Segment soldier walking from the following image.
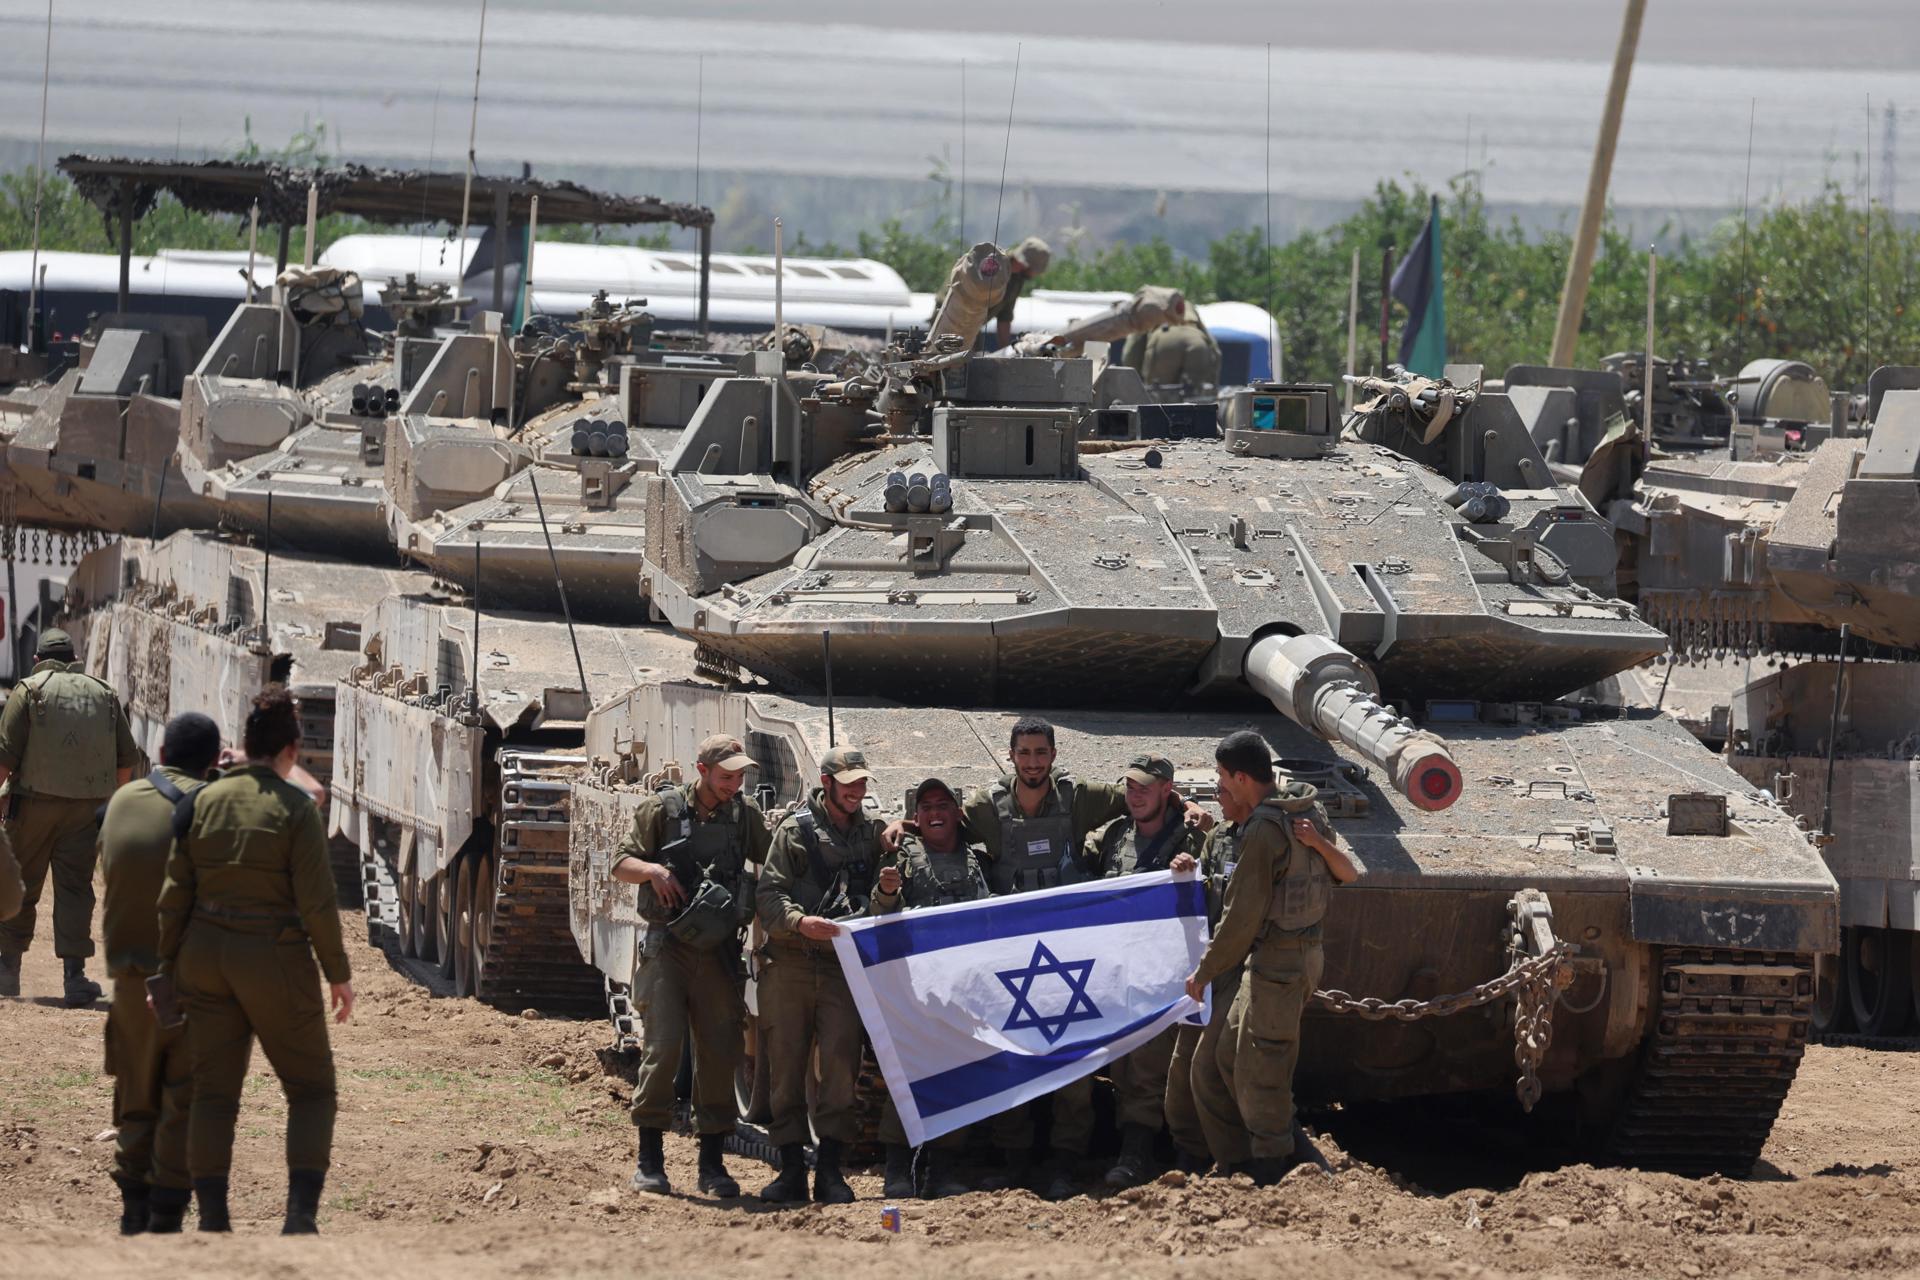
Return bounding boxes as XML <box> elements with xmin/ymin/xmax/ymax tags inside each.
<box><xmin>611</xmin><ymin>734</ymin><xmax>769</xmax><ymax>1199</ymax></box>
<box><xmin>1186</xmin><ymin>731</ymin><xmax>1355</xmax><ymax>1183</ymax></box>
<box><xmin>755</xmin><ymin>746</ymin><xmax>895</xmax><ymax>1205</ymax></box>
<box><xmin>1081</xmin><ymin>752</ymin><xmax>1206</xmax><ymax>1188</ymax></box>
<box><xmin>0</xmin><ymin>628</ymin><xmax>138</xmax><ymax>1004</ymax></box>
<box><xmin>156</xmin><ymin>688</ymin><xmax>355</xmax><ymax>1234</ymax></box>
<box><xmin>98</xmin><ymin>712</ymin><xmax>220</xmax><ymax>1233</ymax></box>
<box><xmin>875</xmin><ymin>777</ymin><xmax>989</xmax><ymax>1200</ymax></box>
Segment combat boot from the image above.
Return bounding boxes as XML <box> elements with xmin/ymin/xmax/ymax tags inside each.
<box><xmin>193</xmin><ymin>1175</ymin><xmax>231</xmax><ymax>1232</ymax></box>
<box><xmin>282</xmin><ymin>1168</ymin><xmax>325</xmax><ymax>1235</ymax></box>
<box><xmin>758</xmin><ymin>1143</ymin><xmax>810</xmax><ymax>1204</ymax></box>
<box><xmin>696</xmin><ymin>1133</ymin><xmax>739</xmax><ymax>1198</ymax></box>
<box><xmin>113</xmin><ymin>1175</ymin><xmax>150</xmax><ymax>1235</ymax></box>
<box><xmin>1173</xmin><ymin>1147</ymin><xmax>1211</xmax><ymax>1175</ymax></box>
<box><xmin>977</xmin><ymin>1148</ymin><xmax>1032</xmax><ymax>1192</ymax></box>
<box><xmin>811</xmin><ymin>1137</ymin><xmax>855</xmax><ymax>1205</ymax></box>
<box><xmin>0</xmin><ymin>951</ymin><xmax>21</xmax><ymax>998</ymax></box>
<box><xmin>882</xmin><ymin>1143</ymin><xmax>916</xmax><ymax>1199</ymax></box>
<box><xmin>145</xmin><ymin>1185</ymin><xmax>190</xmax><ymax>1234</ymax></box>
<box><xmin>628</xmin><ymin>1127</ymin><xmax>670</xmax><ymax>1195</ymax></box>
<box><xmin>62</xmin><ymin>957</ymin><xmax>102</xmax><ymax>1007</ymax></box>
<box><xmin>922</xmin><ymin>1149</ymin><xmax>969</xmax><ymax>1200</ymax></box>
<box><xmin>1038</xmin><ymin>1156</ymin><xmax>1080</xmax><ymax>1202</ymax></box>
<box><xmin>1103</xmin><ymin>1123</ymin><xmax>1157</xmax><ymax>1188</ymax></box>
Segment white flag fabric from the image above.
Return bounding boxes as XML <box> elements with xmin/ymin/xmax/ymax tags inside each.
<box><xmin>832</xmin><ymin>870</ymin><xmax>1210</xmax><ymax>1147</ymax></box>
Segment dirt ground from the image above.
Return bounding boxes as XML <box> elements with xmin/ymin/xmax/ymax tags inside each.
<box><xmin>5</xmin><ymin>912</ymin><xmax>1920</xmax><ymax>1280</ymax></box>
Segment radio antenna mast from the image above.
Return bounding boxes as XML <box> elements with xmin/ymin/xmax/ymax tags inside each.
<box><xmin>454</xmin><ymin>0</ymin><xmax>489</xmax><ymax>296</ymax></box>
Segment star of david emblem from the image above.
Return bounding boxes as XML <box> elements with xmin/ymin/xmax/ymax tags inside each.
<box><xmin>997</xmin><ymin>941</ymin><xmax>1101</xmax><ymax>1045</ymax></box>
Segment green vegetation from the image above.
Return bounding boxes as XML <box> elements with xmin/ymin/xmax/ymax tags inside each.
<box><xmin>5</xmin><ymin>125</ymin><xmax>1911</xmax><ymax>388</ymax></box>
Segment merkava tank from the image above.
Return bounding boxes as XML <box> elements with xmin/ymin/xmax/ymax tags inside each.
<box><xmin>562</xmin><ymin>284</ymin><xmax>1836</xmax><ymax>1176</ymax></box>
<box><xmin>328</xmin><ymin>588</ymin><xmax>696</xmax><ymax>1010</ymax></box>
<box><xmin>378</xmin><ymin>290</ymin><xmax>747</xmax><ymax>619</ymax></box>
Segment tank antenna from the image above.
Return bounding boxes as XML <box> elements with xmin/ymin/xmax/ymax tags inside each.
<box><xmin>245</xmin><ymin>200</ymin><xmax>259</xmax><ymax>304</ymax></box>
<box><xmin>1820</xmin><ymin>623</ymin><xmax>1852</xmax><ymax>840</ymax></box>
<box><xmin>454</xmin><ymin>0</ymin><xmax>489</xmax><ymax>305</ymax></box>
<box><xmin>773</xmin><ymin>216</ymin><xmax>789</xmax><ymax>481</ymax></box>
<box><xmin>693</xmin><ymin>53</ymin><xmax>704</xmax><ymax>218</ymax></box>
<box><xmin>257</xmin><ymin>483</ymin><xmax>273</xmax><ymax>657</ymax></box>
<box><xmin>822</xmin><ymin>630</ymin><xmax>835</xmax><ymax>748</ymax></box>
<box><xmin>990</xmin><ymin>43</ymin><xmax>1021</xmax><ymax>248</ymax></box>
<box><xmin>1863</xmin><ymin>92</ymin><xmax>1873</xmax><ymax>387</ymax></box>
<box><xmin>1263</xmin><ymin>43</ymin><xmax>1273</xmax><ymax>333</ymax></box>
<box><xmin>24</xmin><ymin>0</ymin><xmax>51</xmax><ymax>355</ymax></box>
<box><xmin>524</xmin><ymin>468</ymin><xmax>590</xmax><ymax>709</ymax></box>
<box><xmin>1344</xmin><ymin>247</ymin><xmax>1360</xmax><ymax>412</ymax></box>
<box><xmin>1734</xmin><ymin>98</ymin><xmax>1754</xmax><ymax>377</ymax></box>
<box><xmin>958</xmin><ymin>58</ymin><xmax>967</xmax><ymax>244</ymax></box>
<box><xmin>1642</xmin><ymin>244</ymin><xmax>1655</xmax><ymax>445</ymax></box>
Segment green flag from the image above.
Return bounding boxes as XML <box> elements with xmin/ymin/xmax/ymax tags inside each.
<box><xmin>1390</xmin><ymin>195</ymin><xmax>1447</xmax><ymax>377</ymax></box>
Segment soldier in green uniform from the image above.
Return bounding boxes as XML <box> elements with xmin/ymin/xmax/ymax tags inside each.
<box><xmin>156</xmin><ymin>687</ymin><xmax>355</xmax><ymax>1234</ymax></box>
<box><xmin>755</xmin><ymin>745</ymin><xmax>895</xmax><ymax>1205</ymax></box>
<box><xmin>1080</xmin><ymin>752</ymin><xmax>1207</xmax><ymax>1188</ymax></box>
<box><xmin>611</xmin><ymin>733</ymin><xmax>769</xmax><ymax>1199</ymax></box>
<box><xmin>0</xmin><ymin>628</ymin><xmax>138</xmax><ymax>1004</ymax></box>
<box><xmin>99</xmin><ymin>712</ymin><xmax>221</xmax><ymax>1234</ymax></box>
<box><xmin>0</xmin><ymin>827</ymin><xmax>21</xmax><ymax>923</ymax></box>
<box><xmin>1163</xmin><ymin>810</ymin><xmax>1239</xmax><ymax>1173</ymax></box>
<box><xmin>1186</xmin><ymin>731</ymin><xmax>1354</xmax><ymax>1183</ymax></box>
<box><xmin>1122</xmin><ymin>304</ymin><xmax>1222</xmax><ymax>396</ymax></box>
<box><xmin>876</xmin><ymin>777</ymin><xmax>989</xmax><ymax>1201</ymax></box>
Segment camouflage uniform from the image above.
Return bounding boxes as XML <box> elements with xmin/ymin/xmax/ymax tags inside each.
<box><xmin>0</xmin><ymin>654</ymin><xmax>138</xmax><ymax>963</ymax></box>
<box><xmin>874</xmin><ymin>831</ymin><xmax>991</xmax><ymax>1151</ymax></box>
<box><xmin>961</xmin><ymin>770</ymin><xmax>1124</xmax><ymax>1165</ymax></box>
<box><xmin>1189</xmin><ymin>781</ymin><xmax>1334</xmax><ymax>1170</ymax></box>
<box><xmin>157</xmin><ymin>765</ymin><xmax>350</xmax><ymax>1181</ymax></box>
<box><xmin>1164</xmin><ymin>819</ymin><xmax>1240</xmax><ymax>1166</ymax></box>
<box><xmin>1083</xmin><ymin>813</ymin><xmax>1208</xmax><ymax>1134</ymax></box>
<box><xmin>100</xmin><ymin>767</ymin><xmax>207</xmax><ymax>1200</ymax></box>
<box><xmin>755</xmin><ymin>786</ymin><xmax>887</xmax><ymax>1148</ymax></box>
<box><xmin>622</xmin><ymin>781</ymin><xmax>768</xmax><ymax>1136</ymax></box>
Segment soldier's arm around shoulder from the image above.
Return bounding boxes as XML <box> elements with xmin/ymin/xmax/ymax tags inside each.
<box><xmin>287</xmin><ymin>790</ymin><xmax>351</xmax><ymax>983</ymax></box>
<box><xmin>1074</xmin><ymin>778</ymin><xmax>1128</xmax><ymax>834</ymax></box>
<box><xmin>754</xmin><ymin>820</ymin><xmax>808</xmax><ymax>938</ymax></box>
<box><xmin>961</xmin><ymin>789</ymin><xmax>1000</xmax><ymax>862</ymax></box>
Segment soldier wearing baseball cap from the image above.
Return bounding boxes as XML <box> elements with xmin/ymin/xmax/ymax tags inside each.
<box><xmin>1082</xmin><ymin>750</ymin><xmax>1208</xmax><ymax>1188</ymax></box>
<box><xmin>755</xmin><ymin>742</ymin><xmax>894</xmax><ymax>1205</ymax></box>
<box><xmin>610</xmin><ymin>731</ymin><xmax>769</xmax><ymax>1198</ymax></box>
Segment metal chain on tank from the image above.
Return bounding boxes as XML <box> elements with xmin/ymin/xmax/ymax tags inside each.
<box><xmin>1309</xmin><ymin>890</ymin><xmax>1573</xmax><ymax>1111</ymax></box>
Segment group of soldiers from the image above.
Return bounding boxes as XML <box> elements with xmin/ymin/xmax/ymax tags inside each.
<box><xmin>612</xmin><ymin>716</ymin><xmax>1350</xmax><ymax>1203</ymax></box>
<box><xmin>0</xmin><ymin>631</ymin><xmax>351</xmax><ymax>1236</ymax></box>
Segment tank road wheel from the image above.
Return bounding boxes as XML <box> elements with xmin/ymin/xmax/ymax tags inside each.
<box><xmin>453</xmin><ymin>858</ymin><xmax>478</xmax><ymax>999</ymax></box>
<box><xmin>1813</xmin><ymin>946</ymin><xmax>1852</xmax><ymax>1038</ymax></box>
<box><xmin>435</xmin><ymin>871</ymin><xmax>458</xmax><ymax>981</ymax></box>
<box><xmin>1845</xmin><ymin>926</ymin><xmax>1912</xmax><ymax>1036</ymax></box>
<box><xmin>415</xmin><ymin>873</ymin><xmax>440</xmax><ymax>966</ymax></box>
<box><xmin>396</xmin><ymin>868</ymin><xmax>420</xmax><ymax>959</ymax></box>
<box><xmin>735</xmin><ymin>1014</ymin><xmax>772</xmax><ymax>1124</ymax></box>
<box><xmin>470</xmin><ymin>851</ymin><xmax>496</xmax><ymax>999</ymax></box>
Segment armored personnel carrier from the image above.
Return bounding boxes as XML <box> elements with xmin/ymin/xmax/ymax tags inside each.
<box><xmin>562</xmin><ymin>350</ymin><xmax>1835</xmax><ymax>1176</ymax></box>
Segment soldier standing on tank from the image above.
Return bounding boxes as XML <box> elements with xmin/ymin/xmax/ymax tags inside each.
<box><xmin>99</xmin><ymin>711</ymin><xmax>221</xmax><ymax>1234</ymax></box>
<box><xmin>1081</xmin><ymin>752</ymin><xmax>1206</xmax><ymax>1188</ymax></box>
<box><xmin>0</xmin><ymin>628</ymin><xmax>138</xmax><ymax>1005</ymax></box>
<box><xmin>933</xmin><ymin>236</ymin><xmax>1051</xmax><ymax>349</ymax></box>
<box><xmin>156</xmin><ymin>687</ymin><xmax>355</xmax><ymax>1235</ymax></box>
<box><xmin>755</xmin><ymin>746</ymin><xmax>896</xmax><ymax>1205</ymax></box>
<box><xmin>611</xmin><ymin>733</ymin><xmax>769</xmax><ymax>1200</ymax></box>
<box><xmin>875</xmin><ymin>776</ymin><xmax>990</xmax><ymax>1201</ymax></box>
<box><xmin>1186</xmin><ymin>730</ymin><xmax>1355</xmax><ymax>1184</ymax></box>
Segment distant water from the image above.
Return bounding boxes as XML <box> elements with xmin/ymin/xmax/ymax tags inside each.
<box><xmin>0</xmin><ymin>0</ymin><xmax>1912</xmax><ymax>215</ymax></box>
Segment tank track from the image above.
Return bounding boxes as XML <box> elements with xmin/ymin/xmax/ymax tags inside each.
<box><xmin>1604</xmin><ymin>947</ymin><xmax>1813</xmax><ymax>1177</ymax></box>
<box><xmin>1813</xmin><ymin>1031</ymin><xmax>1920</xmax><ymax>1052</ymax></box>
<box><xmin>474</xmin><ymin>751</ymin><xmax>605</xmax><ymax>1013</ymax></box>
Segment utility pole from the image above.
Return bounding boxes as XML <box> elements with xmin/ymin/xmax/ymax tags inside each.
<box><xmin>1549</xmin><ymin>0</ymin><xmax>1647</xmax><ymax>367</ymax></box>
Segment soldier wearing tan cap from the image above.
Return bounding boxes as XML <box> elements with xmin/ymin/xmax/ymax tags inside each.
<box><xmin>612</xmin><ymin>732</ymin><xmax>770</xmax><ymax>1199</ymax></box>
<box><xmin>755</xmin><ymin>745</ymin><xmax>896</xmax><ymax>1205</ymax></box>
<box><xmin>1081</xmin><ymin>751</ymin><xmax>1207</xmax><ymax>1188</ymax></box>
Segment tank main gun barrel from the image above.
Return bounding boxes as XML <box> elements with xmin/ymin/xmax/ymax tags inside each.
<box><xmin>1244</xmin><ymin>632</ymin><xmax>1463</xmax><ymax>812</ymax></box>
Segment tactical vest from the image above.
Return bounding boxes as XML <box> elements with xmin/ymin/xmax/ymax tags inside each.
<box><xmin>18</xmin><ymin>665</ymin><xmax>119</xmax><ymax>799</ymax></box>
<box><xmin>654</xmin><ymin>786</ymin><xmax>755</xmax><ymax>947</ymax></box>
<box><xmin>900</xmin><ymin>836</ymin><xmax>990</xmax><ymax>907</ymax></box>
<box><xmin>792</xmin><ymin>807</ymin><xmax>875</xmax><ymax>919</ymax></box>
<box><xmin>1247</xmin><ymin>788</ymin><xmax>1334</xmax><ymax>934</ymax></box>
<box><xmin>1097</xmin><ymin>815</ymin><xmax>1189</xmax><ymax>878</ymax></box>
<box><xmin>986</xmin><ymin>774</ymin><xmax>1077</xmax><ymax>894</ymax></box>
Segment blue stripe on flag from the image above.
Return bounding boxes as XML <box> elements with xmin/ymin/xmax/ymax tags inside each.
<box><xmin>852</xmin><ymin>878</ymin><xmax>1204</xmax><ymax>968</ymax></box>
<box><xmin>909</xmin><ymin>1002</ymin><xmax>1178</xmax><ymax>1119</ymax></box>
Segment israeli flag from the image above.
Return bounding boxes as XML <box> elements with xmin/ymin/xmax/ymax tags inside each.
<box><xmin>832</xmin><ymin>870</ymin><xmax>1209</xmax><ymax>1147</ymax></box>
